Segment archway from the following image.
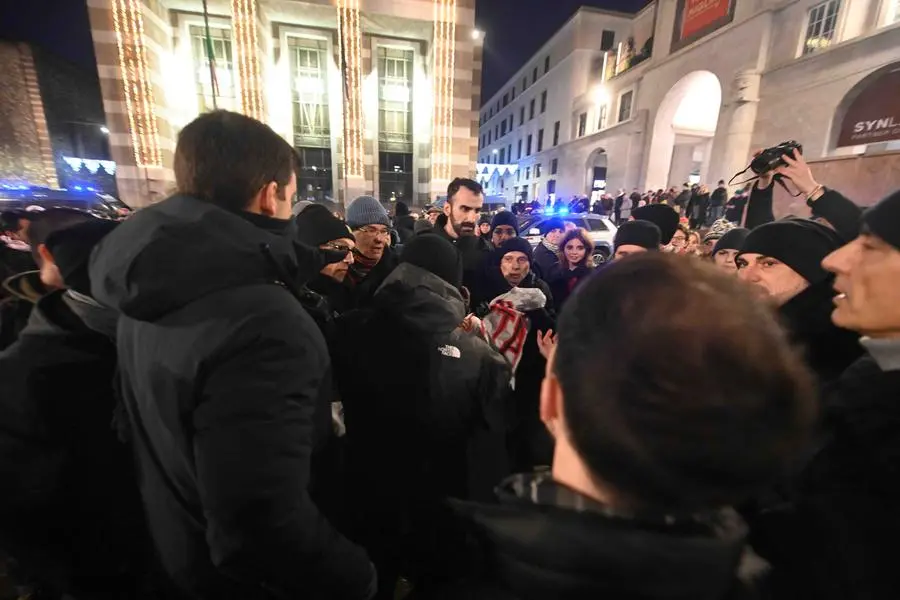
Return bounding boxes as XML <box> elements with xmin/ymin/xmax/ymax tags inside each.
<box><xmin>584</xmin><ymin>147</ymin><xmax>608</xmax><ymax>201</ymax></box>
<box><xmin>829</xmin><ymin>62</ymin><xmax>900</xmax><ymax>156</ymax></box>
<box><xmin>645</xmin><ymin>71</ymin><xmax>722</xmax><ymax>189</ymax></box>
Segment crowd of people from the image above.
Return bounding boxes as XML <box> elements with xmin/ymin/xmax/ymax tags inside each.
<box><xmin>0</xmin><ymin>109</ymin><xmax>898</xmax><ymax>600</ymax></box>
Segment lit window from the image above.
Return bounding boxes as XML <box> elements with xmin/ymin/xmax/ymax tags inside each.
<box><xmin>803</xmin><ymin>0</ymin><xmax>841</xmax><ymax>55</ymax></box>
<box><xmin>598</xmin><ymin>104</ymin><xmax>608</xmax><ymax>130</ymax></box>
<box><xmin>191</xmin><ymin>26</ymin><xmax>237</xmax><ymax>112</ymax></box>
<box><xmin>888</xmin><ymin>0</ymin><xmax>900</xmax><ymax>23</ymax></box>
<box><xmin>379</xmin><ymin>48</ymin><xmax>414</xmax><ymax>149</ymax></box>
<box><xmin>618</xmin><ymin>91</ymin><xmax>633</xmax><ymax>122</ymax></box>
<box><xmin>578</xmin><ymin>113</ymin><xmax>587</xmax><ymax>137</ymax></box>
<box><xmin>290</xmin><ymin>37</ymin><xmax>330</xmax><ymax>147</ymax></box>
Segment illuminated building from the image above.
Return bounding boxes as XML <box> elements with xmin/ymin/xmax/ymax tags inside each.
<box><xmin>87</xmin><ymin>0</ymin><xmax>483</xmax><ymax>208</ymax></box>
<box><xmin>478</xmin><ymin>2</ymin><xmax>900</xmax><ymax>211</ymax></box>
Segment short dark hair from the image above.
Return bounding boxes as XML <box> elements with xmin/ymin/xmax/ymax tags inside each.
<box><xmin>26</xmin><ymin>208</ymin><xmax>96</xmax><ymax>262</ymax></box>
<box><xmin>173</xmin><ymin>110</ymin><xmax>295</xmax><ymax>212</ymax></box>
<box><xmin>555</xmin><ymin>253</ymin><xmax>816</xmax><ymax>510</ymax></box>
<box><xmin>447</xmin><ymin>178</ymin><xmax>483</xmax><ymax>204</ymax></box>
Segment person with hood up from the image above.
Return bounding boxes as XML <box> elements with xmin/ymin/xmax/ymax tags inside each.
<box><xmin>0</xmin><ymin>212</ymin><xmax>154</xmax><ymax>599</ymax></box>
<box><xmin>345</xmin><ymin>195</ymin><xmax>399</xmax><ymax>309</ymax></box>
<box><xmin>488</xmin><ymin>211</ymin><xmax>518</xmax><ymax>248</ymax></box>
<box><xmin>88</xmin><ymin>110</ymin><xmax>375</xmax><ymax>600</ymax></box>
<box><xmin>472</xmin><ymin>237</ymin><xmax>555</xmax><ymax>472</ymax></box>
<box><xmin>736</xmin><ymin>219</ymin><xmax>862</xmax><ymax>387</ymax></box>
<box><xmin>532</xmin><ymin>217</ymin><xmax>565</xmax><ymax>279</ymax></box>
<box><xmin>710</xmin><ymin>227</ymin><xmax>750</xmax><ymax>274</ymax></box>
<box><xmin>613</xmin><ymin>220</ymin><xmax>661</xmax><ymax>260</ymax></box>
<box><xmin>548</xmin><ymin>227</ymin><xmax>593</xmax><ymax>308</ymax></box>
<box><xmin>631</xmin><ymin>203</ymin><xmax>680</xmax><ymax>248</ymax></box>
<box><xmin>393</xmin><ymin>201</ymin><xmax>415</xmax><ymax>244</ymax></box>
<box><xmin>436</xmin><ymin>253</ymin><xmax>817</xmax><ymax>600</ymax></box>
<box><xmin>333</xmin><ymin>234</ymin><xmax>511</xmax><ymax>599</ymax></box>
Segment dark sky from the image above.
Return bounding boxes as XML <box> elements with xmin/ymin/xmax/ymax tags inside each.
<box><xmin>476</xmin><ymin>0</ymin><xmax>647</xmax><ymax>100</ymax></box>
<box><xmin>0</xmin><ymin>0</ymin><xmax>95</xmax><ymax>69</ymax></box>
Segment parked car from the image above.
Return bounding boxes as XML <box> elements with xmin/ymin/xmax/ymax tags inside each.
<box><xmin>0</xmin><ymin>186</ymin><xmax>131</xmax><ymax>221</ymax></box>
<box><xmin>517</xmin><ymin>212</ymin><xmax>617</xmax><ymax>265</ymax></box>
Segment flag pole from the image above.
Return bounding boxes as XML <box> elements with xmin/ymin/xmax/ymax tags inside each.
<box><xmin>202</xmin><ymin>0</ymin><xmax>218</xmax><ymax>110</ymax></box>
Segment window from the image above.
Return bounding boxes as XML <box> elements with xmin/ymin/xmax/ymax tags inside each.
<box><xmin>480</xmin><ymin>134</ymin><xmax>485</xmax><ymax>148</ymax></box>
<box><xmin>526</xmin><ymin>135</ymin><xmax>533</xmax><ymax>155</ymax></box>
<box><xmin>488</xmin><ymin>130</ymin><xmax>492</xmax><ymax>144</ymax></box>
<box><xmin>578</xmin><ymin>112</ymin><xmax>587</xmax><ymax>137</ymax></box>
<box><xmin>537</xmin><ymin>129</ymin><xmax>544</xmax><ymax>152</ymax></box>
<box><xmin>540</xmin><ymin>90</ymin><xmax>547</xmax><ymax>113</ymax></box>
<box><xmin>379</xmin><ymin>151</ymin><xmax>413</xmax><ymax>203</ymax></box>
<box><xmin>507</xmin><ymin>144</ymin><xmax>512</xmax><ymax>161</ymax></box>
<box><xmin>529</xmin><ymin>99</ymin><xmax>535</xmax><ymax>119</ymax></box>
<box><xmin>497</xmin><ymin>100</ymin><xmax>501</xmax><ymax>112</ymax></box>
<box><xmin>547</xmin><ymin>180</ymin><xmax>556</xmax><ymax>194</ymax></box>
<box><xmin>511</xmin><ymin>88</ymin><xmax>516</xmax><ymax>100</ymax></box>
<box><xmin>532</xmin><ymin>67</ymin><xmax>538</xmax><ymax>84</ymax></box>
<box><xmin>601</xmin><ymin>30</ymin><xmax>616</xmax><ymax>51</ymax></box>
<box><xmin>509</xmin><ymin>115</ymin><xmax>514</xmax><ymax>131</ymax></box>
<box><xmin>517</xmin><ymin>139</ymin><xmax>523</xmax><ymax>159</ymax></box>
<box><xmin>618</xmin><ymin>91</ymin><xmax>633</xmax><ymax>122</ymax></box>
<box><xmin>191</xmin><ymin>26</ymin><xmax>237</xmax><ymax>112</ymax></box>
<box><xmin>503</xmin><ymin>92</ymin><xmax>509</xmax><ymax>107</ymax></box>
<box><xmin>519</xmin><ymin>106</ymin><xmax>525</xmax><ymax>125</ymax></box>
<box><xmin>489</xmin><ymin>107</ymin><xmax>493</xmax><ymax>118</ymax></box>
<box><xmin>289</xmin><ymin>37</ymin><xmax>330</xmax><ymax>148</ymax></box>
<box><xmin>378</xmin><ymin>48</ymin><xmax>413</xmax><ymax>150</ymax></box>
<box><xmin>544</xmin><ymin>55</ymin><xmax>550</xmax><ymax>73</ymax></box>
<box><xmin>535</xmin><ymin>163</ymin><xmax>542</xmax><ymax>178</ymax></box>
<box><xmin>553</xmin><ymin>121</ymin><xmax>560</xmax><ymax>146</ymax></box>
<box><xmin>295</xmin><ymin>147</ymin><xmax>333</xmax><ymax>203</ymax></box>
<box><xmin>525</xmin><ymin>167</ymin><xmax>531</xmax><ymax>180</ymax></box>
<box><xmin>598</xmin><ymin>104</ymin><xmax>608</xmax><ymax>130</ymax></box>
<box><xmin>495</xmin><ymin>124</ymin><xmax>499</xmax><ymax>139</ymax></box>
<box><xmin>501</xmin><ymin>120</ymin><xmax>507</xmax><ymax>136</ymax></box>
<box><xmin>517</xmin><ymin>169</ymin><xmax>521</xmax><ymax>182</ymax></box>
<box><xmin>499</xmin><ymin>148</ymin><xmax>506</xmax><ymax>163</ymax></box>
<box><xmin>803</xmin><ymin>0</ymin><xmax>841</xmax><ymax>55</ymax></box>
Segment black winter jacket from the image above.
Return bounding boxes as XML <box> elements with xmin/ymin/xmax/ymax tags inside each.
<box><xmin>548</xmin><ymin>264</ymin><xmax>592</xmax><ymax>309</ymax></box>
<box><xmin>532</xmin><ymin>243</ymin><xmax>558</xmax><ymax>281</ymax></box>
<box><xmin>333</xmin><ymin>263</ymin><xmax>512</xmax><ymax>590</ymax></box>
<box><xmin>808</xmin><ymin>189</ymin><xmax>862</xmax><ymax>242</ymax></box>
<box><xmin>88</xmin><ymin>196</ymin><xmax>373</xmax><ymax>600</ymax></box>
<box><xmin>432</xmin><ymin>215</ymin><xmax>493</xmax><ymax>293</ymax></box>
<box><xmin>744</xmin><ymin>182</ymin><xmax>775</xmax><ymax>229</ymax></box>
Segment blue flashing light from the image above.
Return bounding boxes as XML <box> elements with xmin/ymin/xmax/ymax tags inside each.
<box><xmin>87</xmin><ymin>187</ymin><xmax>97</xmax><ymax>192</ymax></box>
<box><xmin>559</xmin><ymin>206</ymin><xmax>570</xmax><ymax>216</ymax></box>
<box><xmin>73</xmin><ymin>185</ymin><xmax>83</xmax><ymax>191</ymax></box>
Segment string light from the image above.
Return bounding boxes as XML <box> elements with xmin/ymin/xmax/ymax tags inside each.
<box><xmin>232</xmin><ymin>0</ymin><xmax>264</xmax><ymax>120</ymax></box>
<box><xmin>111</xmin><ymin>0</ymin><xmax>161</xmax><ymax>166</ymax></box>
<box><xmin>431</xmin><ymin>0</ymin><xmax>457</xmax><ymax>182</ymax></box>
<box><xmin>337</xmin><ymin>0</ymin><xmax>364</xmax><ymax>179</ymax></box>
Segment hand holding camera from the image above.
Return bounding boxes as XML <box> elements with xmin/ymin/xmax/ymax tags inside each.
<box><xmin>775</xmin><ymin>149</ymin><xmax>823</xmax><ymax>199</ymax></box>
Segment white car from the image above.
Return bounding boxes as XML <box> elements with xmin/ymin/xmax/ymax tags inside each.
<box><xmin>517</xmin><ymin>212</ymin><xmax>618</xmax><ymax>265</ymax></box>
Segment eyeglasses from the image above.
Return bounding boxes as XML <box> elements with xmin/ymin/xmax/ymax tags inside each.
<box><xmin>357</xmin><ymin>226</ymin><xmax>391</xmax><ymax>239</ymax></box>
<box><xmin>322</xmin><ymin>242</ymin><xmax>354</xmax><ymax>254</ymax></box>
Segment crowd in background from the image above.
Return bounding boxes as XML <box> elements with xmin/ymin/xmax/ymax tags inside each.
<box><xmin>0</xmin><ymin>109</ymin><xmax>898</xmax><ymax>600</ymax></box>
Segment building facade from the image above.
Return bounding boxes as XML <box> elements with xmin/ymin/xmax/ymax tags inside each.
<box><xmin>86</xmin><ymin>0</ymin><xmax>482</xmax><ymax>208</ymax></box>
<box><xmin>477</xmin><ymin>0</ymin><xmax>900</xmax><ymax>211</ymax></box>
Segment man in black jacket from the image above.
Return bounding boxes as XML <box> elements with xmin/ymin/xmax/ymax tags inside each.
<box><xmin>432</xmin><ymin>178</ymin><xmax>492</xmax><ymax>293</ymax></box>
<box><xmin>345</xmin><ymin>195</ymin><xmax>399</xmax><ymax>310</ymax></box>
<box><xmin>709</xmin><ymin>179</ymin><xmax>728</xmax><ymax>224</ymax></box>
<box><xmin>333</xmin><ymin>234</ymin><xmax>511</xmax><ymax>598</ymax></box>
<box><xmin>88</xmin><ymin>110</ymin><xmax>374</xmax><ymax>600</ymax></box>
<box><xmin>531</xmin><ymin>217</ymin><xmax>565</xmax><ymax>280</ymax></box>
<box><xmin>438</xmin><ymin>254</ymin><xmax>817</xmax><ymax>600</ymax></box>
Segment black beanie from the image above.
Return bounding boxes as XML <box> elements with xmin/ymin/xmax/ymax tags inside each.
<box><xmin>738</xmin><ymin>219</ymin><xmax>843</xmax><ymax>285</ymax></box>
<box><xmin>490</xmin><ymin>211</ymin><xmax>518</xmax><ymax>235</ymax></box>
<box><xmin>614</xmin><ymin>220</ymin><xmax>661</xmax><ymax>251</ymax></box>
<box><xmin>295</xmin><ymin>204</ymin><xmax>352</xmax><ymax>247</ymax></box>
<box><xmin>712</xmin><ymin>228</ymin><xmax>750</xmax><ymax>255</ymax></box>
<box><xmin>395</xmin><ymin>201</ymin><xmax>410</xmax><ymax>216</ymax></box>
<box><xmin>497</xmin><ymin>236</ymin><xmax>534</xmax><ymax>263</ymax></box>
<box><xmin>478</xmin><ymin>214</ymin><xmax>492</xmax><ymax>226</ymax></box>
<box><xmin>401</xmin><ymin>233</ymin><xmax>463</xmax><ymax>289</ymax></box>
<box><xmin>632</xmin><ymin>204</ymin><xmax>680</xmax><ymax>244</ymax></box>
<box><xmin>44</xmin><ymin>218</ymin><xmax>119</xmax><ymax>296</ymax></box>
<box><xmin>863</xmin><ymin>189</ymin><xmax>900</xmax><ymax>251</ymax></box>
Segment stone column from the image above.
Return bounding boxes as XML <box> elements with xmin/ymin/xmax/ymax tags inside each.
<box><xmin>708</xmin><ymin>70</ymin><xmax>761</xmax><ymax>187</ymax></box>
<box><xmin>668</xmin><ymin>143</ymin><xmax>695</xmax><ymax>186</ymax></box>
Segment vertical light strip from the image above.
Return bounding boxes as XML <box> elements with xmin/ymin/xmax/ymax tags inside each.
<box><xmin>111</xmin><ymin>0</ymin><xmax>161</xmax><ymax>166</ymax></box>
<box><xmin>232</xmin><ymin>0</ymin><xmax>264</xmax><ymax>120</ymax></box>
<box><xmin>337</xmin><ymin>0</ymin><xmax>364</xmax><ymax>179</ymax></box>
<box><xmin>431</xmin><ymin>0</ymin><xmax>457</xmax><ymax>181</ymax></box>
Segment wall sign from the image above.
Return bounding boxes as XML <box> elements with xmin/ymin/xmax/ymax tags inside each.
<box><xmin>671</xmin><ymin>0</ymin><xmax>736</xmax><ymax>53</ymax></box>
<box><xmin>837</xmin><ymin>67</ymin><xmax>900</xmax><ymax>148</ymax></box>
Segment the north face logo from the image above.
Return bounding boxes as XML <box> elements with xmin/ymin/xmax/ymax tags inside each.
<box><xmin>437</xmin><ymin>344</ymin><xmax>461</xmax><ymax>358</ymax></box>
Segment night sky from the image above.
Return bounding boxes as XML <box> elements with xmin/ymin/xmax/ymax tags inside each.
<box><xmin>0</xmin><ymin>0</ymin><xmax>649</xmax><ymax>105</ymax></box>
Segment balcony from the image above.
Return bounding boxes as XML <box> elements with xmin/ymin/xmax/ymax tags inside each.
<box><xmin>600</xmin><ymin>36</ymin><xmax>653</xmax><ymax>81</ymax></box>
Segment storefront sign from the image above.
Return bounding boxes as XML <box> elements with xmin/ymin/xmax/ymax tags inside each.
<box><xmin>671</xmin><ymin>0</ymin><xmax>735</xmax><ymax>52</ymax></box>
<box><xmin>837</xmin><ymin>68</ymin><xmax>900</xmax><ymax>147</ymax></box>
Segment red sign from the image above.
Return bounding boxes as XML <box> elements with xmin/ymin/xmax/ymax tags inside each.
<box><xmin>681</xmin><ymin>0</ymin><xmax>732</xmax><ymax>39</ymax></box>
<box><xmin>837</xmin><ymin>68</ymin><xmax>900</xmax><ymax>148</ymax></box>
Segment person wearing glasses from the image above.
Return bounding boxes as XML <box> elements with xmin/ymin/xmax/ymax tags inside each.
<box><xmin>295</xmin><ymin>204</ymin><xmax>357</xmax><ymax>316</ymax></box>
<box><xmin>344</xmin><ymin>195</ymin><xmax>399</xmax><ymax>309</ymax></box>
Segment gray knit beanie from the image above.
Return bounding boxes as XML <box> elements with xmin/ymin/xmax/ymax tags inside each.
<box><xmin>346</xmin><ymin>195</ymin><xmax>390</xmax><ymax>229</ymax></box>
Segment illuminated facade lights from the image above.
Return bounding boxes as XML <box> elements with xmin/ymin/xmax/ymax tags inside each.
<box><xmin>111</xmin><ymin>0</ymin><xmax>162</xmax><ymax>166</ymax></box>
<box><xmin>232</xmin><ymin>0</ymin><xmax>265</xmax><ymax>120</ymax></box>
<box><xmin>431</xmin><ymin>0</ymin><xmax>457</xmax><ymax>182</ymax></box>
<box><xmin>337</xmin><ymin>0</ymin><xmax>364</xmax><ymax>179</ymax></box>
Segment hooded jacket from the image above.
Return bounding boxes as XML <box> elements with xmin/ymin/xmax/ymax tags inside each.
<box><xmin>333</xmin><ymin>263</ymin><xmax>512</xmax><ymax>588</ymax></box>
<box><xmin>435</xmin><ymin>473</ymin><xmax>757</xmax><ymax>600</ymax></box>
<box><xmin>88</xmin><ymin>195</ymin><xmax>373</xmax><ymax>600</ymax></box>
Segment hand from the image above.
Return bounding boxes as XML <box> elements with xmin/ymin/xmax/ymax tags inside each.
<box><xmin>751</xmin><ymin>149</ymin><xmax>775</xmax><ymax>189</ymax></box>
<box><xmin>776</xmin><ymin>148</ymin><xmax>820</xmax><ymax>197</ymax></box>
<box><xmin>536</xmin><ymin>329</ymin><xmax>557</xmax><ymax>360</ymax></box>
<box><xmin>460</xmin><ymin>313</ymin><xmax>481</xmax><ymax>333</ymax></box>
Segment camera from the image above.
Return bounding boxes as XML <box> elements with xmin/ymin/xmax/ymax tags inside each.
<box><xmin>750</xmin><ymin>140</ymin><xmax>803</xmax><ymax>175</ymax></box>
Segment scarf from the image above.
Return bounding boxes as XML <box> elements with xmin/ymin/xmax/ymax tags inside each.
<box><xmin>542</xmin><ymin>240</ymin><xmax>559</xmax><ymax>254</ymax></box>
<box><xmin>346</xmin><ymin>249</ymin><xmax>380</xmax><ymax>287</ymax></box>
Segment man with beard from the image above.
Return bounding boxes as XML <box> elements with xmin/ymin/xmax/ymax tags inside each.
<box><xmin>489</xmin><ymin>211</ymin><xmax>518</xmax><ymax>248</ymax></box>
<box><xmin>433</xmin><ymin>178</ymin><xmax>491</xmax><ymax>292</ymax></box>
<box><xmin>345</xmin><ymin>195</ymin><xmax>399</xmax><ymax>309</ymax></box>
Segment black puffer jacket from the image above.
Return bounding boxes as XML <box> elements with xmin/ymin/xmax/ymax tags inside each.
<box><xmin>433</xmin><ymin>473</ymin><xmax>758</xmax><ymax>600</ymax></box>
<box><xmin>89</xmin><ymin>195</ymin><xmax>373</xmax><ymax>600</ymax></box>
<box><xmin>333</xmin><ymin>263</ymin><xmax>512</xmax><ymax>592</ymax></box>
<box><xmin>744</xmin><ymin>182</ymin><xmax>775</xmax><ymax>229</ymax></box>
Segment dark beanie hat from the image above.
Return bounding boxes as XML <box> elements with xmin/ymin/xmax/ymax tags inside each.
<box><xmin>738</xmin><ymin>219</ymin><xmax>843</xmax><ymax>285</ymax></box>
<box><xmin>295</xmin><ymin>204</ymin><xmax>352</xmax><ymax>247</ymax></box>
<box><xmin>44</xmin><ymin>218</ymin><xmax>118</xmax><ymax>296</ymax></box>
<box><xmin>614</xmin><ymin>220</ymin><xmax>661</xmax><ymax>251</ymax></box>
<box><xmin>401</xmin><ymin>233</ymin><xmax>463</xmax><ymax>289</ymax></box>
<box><xmin>632</xmin><ymin>204</ymin><xmax>680</xmax><ymax>244</ymax></box>
<box><xmin>540</xmin><ymin>217</ymin><xmax>566</xmax><ymax>235</ymax></box>
<box><xmin>395</xmin><ymin>201</ymin><xmax>410</xmax><ymax>216</ymax></box>
<box><xmin>863</xmin><ymin>189</ymin><xmax>900</xmax><ymax>251</ymax></box>
<box><xmin>491</xmin><ymin>211</ymin><xmax>518</xmax><ymax>234</ymax></box>
<box><xmin>712</xmin><ymin>228</ymin><xmax>750</xmax><ymax>255</ymax></box>
<box><xmin>497</xmin><ymin>236</ymin><xmax>534</xmax><ymax>263</ymax></box>
<box><xmin>478</xmin><ymin>214</ymin><xmax>491</xmax><ymax>225</ymax></box>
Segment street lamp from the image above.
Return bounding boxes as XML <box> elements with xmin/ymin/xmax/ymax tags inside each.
<box><xmin>100</xmin><ymin>126</ymin><xmax>110</xmax><ymax>135</ymax></box>
<box><xmin>472</xmin><ymin>29</ymin><xmax>483</xmax><ymax>40</ymax></box>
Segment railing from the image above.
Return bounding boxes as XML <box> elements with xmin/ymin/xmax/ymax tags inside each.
<box><xmin>600</xmin><ymin>37</ymin><xmax>653</xmax><ymax>81</ymax></box>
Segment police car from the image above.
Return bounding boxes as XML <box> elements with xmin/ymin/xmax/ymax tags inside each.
<box><xmin>517</xmin><ymin>211</ymin><xmax>618</xmax><ymax>265</ymax></box>
<box><xmin>0</xmin><ymin>184</ymin><xmax>131</xmax><ymax>221</ymax></box>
